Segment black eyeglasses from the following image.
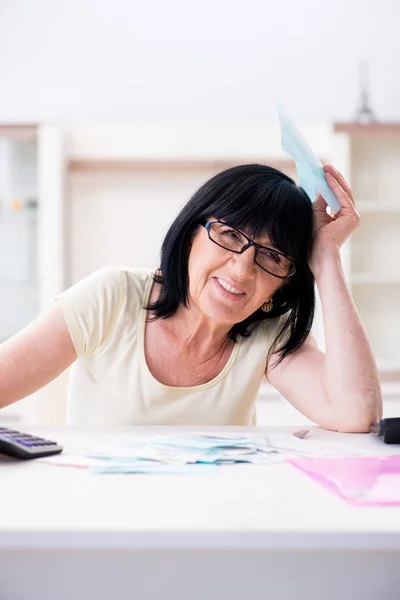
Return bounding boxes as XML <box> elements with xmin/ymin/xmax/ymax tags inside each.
<box><xmin>202</xmin><ymin>220</ymin><xmax>296</xmax><ymax>279</ymax></box>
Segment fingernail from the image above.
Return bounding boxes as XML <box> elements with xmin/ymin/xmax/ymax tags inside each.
<box><xmin>293</xmin><ymin>429</ymin><xmax>309</xmax><ymax>439</ymax></box>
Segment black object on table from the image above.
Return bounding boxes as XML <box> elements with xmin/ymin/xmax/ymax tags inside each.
<box><xmin>370</xmin><ymin>418</ymin><xmax>400</xmax><ymax>444</ymax></box>
<box><xmin>0</xmin><ymin>427</ymin><xmax>63</xmax><ymax>459</ymax></box>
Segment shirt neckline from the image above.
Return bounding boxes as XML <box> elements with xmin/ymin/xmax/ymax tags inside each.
<box><xmin>138</xmin><ymin>269</ymin><xmax>241</xmax><ymax>392</ymax></box>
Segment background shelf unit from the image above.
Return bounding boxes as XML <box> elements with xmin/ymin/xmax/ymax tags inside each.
<box><xmin>334</xmin><ymin>123</ymin><xmax>400</xmax><ymax>385</ymax></box>
<box><xmin>0</xmin><ymin>125</ymin><xmax>40</xmax><ymax>422</ymax></box>
<box><xmin>0</xmin><ymin>125</ymin><xmax>39</xmax><ymax>341</ymax></box>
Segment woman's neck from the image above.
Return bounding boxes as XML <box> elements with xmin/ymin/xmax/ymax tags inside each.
<box><xmin>172</xmin><ymin>303</ymin><xmax>233</xmax><ymax>352</ymax></box>
<box><xmin>150</xmin><ymin>281</ymin><xmax>233</xmax><ymax>355</ymax></box>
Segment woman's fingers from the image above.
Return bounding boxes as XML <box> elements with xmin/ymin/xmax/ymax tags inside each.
<box><xmin>313</xmin><ymin>192</ymin><xmax>339</xmax><ymax>222</ymax></box>
<box><xmin>324</xmin><ymin>170</ymin><xmax>357</xmax><ymax>212</ymax></box>
<box><xmin>324</xmin><ymin>170</ymin><xmax>360</xmax><ymax>229</ymax></box>
<box><xmin>324</xmin><ymin>164</ymin><xmax>355</xmax><ymax>206</ymax></box>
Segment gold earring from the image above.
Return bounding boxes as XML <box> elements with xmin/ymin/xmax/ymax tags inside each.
<box><xmin>261</xmin><ymin>298</ymin><xmax>273</xmax><ymax>313</ymax></box>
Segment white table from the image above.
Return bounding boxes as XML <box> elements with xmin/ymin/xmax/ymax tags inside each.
<box><xmin>1</xmin><ymin>425</ymin><xmax>400</xmax><ymax>600</ymax></box>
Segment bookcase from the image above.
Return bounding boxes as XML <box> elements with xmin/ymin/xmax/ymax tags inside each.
<box><xmin>0</xmin><ymin>124</ymin><xmax>66</xmax><ymax>424</ymax></box>
<box><xmin>0</xmin><ymin>126</ymin><xmax>39</xmax><ymax>341</ymax></box>
<box><xmin>334</xmin><ymin>123</ymin><xmax>400</xmax><ymax>388</ymax></box>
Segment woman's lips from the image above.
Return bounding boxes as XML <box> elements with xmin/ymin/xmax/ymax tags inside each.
<box><xmin>214</xmin><ymin>277</ymin><xmax>246</xmax><ymax>301</ymax></box>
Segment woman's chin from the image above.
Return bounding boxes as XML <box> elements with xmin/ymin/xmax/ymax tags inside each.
<box><xmin>201</xmin><ymin>297</ymin><xmax>246</xmax><ymax>325</ymax></box>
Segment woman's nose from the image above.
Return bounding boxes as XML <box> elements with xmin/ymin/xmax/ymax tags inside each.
<box><xmin>230</xmin><ymin>245</ymin><xmax>256</xmax><ymax>277</ymax></box>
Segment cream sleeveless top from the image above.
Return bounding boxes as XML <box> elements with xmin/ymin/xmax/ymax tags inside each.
<box><xmin>56</xmin><ymin>266</ymin><xmax>282</xmax><ymax>427</ymax></box>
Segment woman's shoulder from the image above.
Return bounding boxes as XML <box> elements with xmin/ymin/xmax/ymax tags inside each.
<box><xmin>57</xmin><ymin>265</ymin><xmax>156</xmax><ymax>321</ymax></box>
<box><xmin>56</xmin><ymin>266</ymin><xmax>157</xmax><ymax>358</ymax></box>
<box><xmin>116</xmin><ymin>265</ymin><xmax>156</xmax><ymax>283</ymax></box>
<box><xmin>245</xmin><ymin>314</ymin><xmax>289</xmax><ymax>352</ymax></box>
<box><xmin>83</xmin><ymin>265</ymin><xmax>155</xmax><ymax>295</ymax></box>
<box><xmin>115</xmin><ymin>266</ymin><xmax>156</xmax><ymax>302</ymax></box>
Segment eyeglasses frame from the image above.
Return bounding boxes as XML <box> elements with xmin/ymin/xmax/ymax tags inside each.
<box><xmin>202</xmin><ymin>220</ymin><xmax>296</xmax><ymax>280</ymax></box>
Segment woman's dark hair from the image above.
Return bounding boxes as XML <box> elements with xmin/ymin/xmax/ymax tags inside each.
<box><xmin>146</xmin><ymin>164</ymin><xmax>315</xmax><ymax>365</ymax></box>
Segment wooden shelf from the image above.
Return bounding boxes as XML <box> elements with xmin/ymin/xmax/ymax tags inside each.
<box><xmin>352</xmin><ymin>273</ymin><xmax>400</xmax><ymax>285</ymax></box>
<box><xmin>357</xmin><ymin>202</ymin><xmax>400</xmax><ymax>214</ymax></box>
<box><xmin>68</xmin><ymin>158</ymin><xmax>294</xmax><ymax>173</ymax></box>
<box><xmin>334</xmin><ymin>122</ymin><xmax>400</xmax><ymax>136</ymax></box>
<box><xmin>0</xmin><ymin>124</ymin><xmax>38</xmax><ymax>140</ymax></box>
<box><xmin>377</xmin><ymin>360</ymin><xmax>400</xmax><ymax>382</ymax></box>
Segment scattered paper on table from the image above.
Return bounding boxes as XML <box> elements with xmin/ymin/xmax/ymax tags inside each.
<box><xmin>40</xmin><ymin>431</ymin><xmax>367</xmax><ymax>474</ymax></box>
<box><xmin>266</xmin><ymin>433</ymin><xmax>365</xmax><ymax>456</ymax></box>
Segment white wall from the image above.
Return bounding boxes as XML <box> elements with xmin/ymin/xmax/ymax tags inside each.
<box><xmin>69</xmin><ymin>169</ymin><xmax>214</xmax><ymax>281</ymax></box>
<box><xmin>64</xmin><ymin>121</ymin><xmax>325</xmax><ymax>283</ymax></box>
<box><xmin>0</xmin><ymin>0</ymin><xmax>399</xmax><ymax>123</ymax></box>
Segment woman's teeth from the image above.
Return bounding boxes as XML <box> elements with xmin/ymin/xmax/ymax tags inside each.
<box><xmin>217</xmin><ymin>278</ymin><xmax>245</xmax><ymax>295</ymax></box>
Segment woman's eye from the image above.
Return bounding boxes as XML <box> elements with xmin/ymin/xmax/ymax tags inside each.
<box><xmin>266</xmin><ymin>251</ymin><xmax>281</xmax><ymax>264</ymax></box>
<box><xmin>222</xmin><ymin>229</ymin><xmax>241</xmax><ymax>241</ymax></box>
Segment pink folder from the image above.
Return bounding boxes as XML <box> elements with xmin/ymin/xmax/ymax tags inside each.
<box><xmin>289</xmin><ymin>456</ymin><xmax>400</xmax><ymax>506</ymax></box>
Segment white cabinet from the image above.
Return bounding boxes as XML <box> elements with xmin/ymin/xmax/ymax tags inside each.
<box><xmin>334</xmin><ymin>123</ymin><xmax>400</xmax><ymax>385</ymax></box>
<box><xmin>0</xmin><ymin>128</ymin><xmax>39</xmax><ymax>341</ymax></box>
<box><xmin>0</xmin><ymin>125</ymin><xmax>66</xmax><ymax>423</ymax></box>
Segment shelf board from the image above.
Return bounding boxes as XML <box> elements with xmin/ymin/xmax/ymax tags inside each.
<box><xmin>68</xmin><ymin>158</ymin><xmax>294</xmax><ymax>173</ymax></box>
<box><xmin>0</xmin><ymin>124</ymin><xmax>38</xmax><ymax>140</ymax></box>
<box><xmin>334</xmin><ymin>122</ymin><xmax>400</xmax><ymax>136</ymax></box>
<box><xmin>352</xmin><ymin>273</ymin><xmax>400</xmax><ymax>285</ymax></box>
<box><xmin>376</xmin><ymin>363</ymin><xmax>400</xmax><ymax>384</ymax></box>
<box><xmin>378</xmin><ymin>370</ymin><xmax>400</xmax><ymax>383</ymax></box>
<box><xmin>357</xmin><ymin>202</ymin><xmax>400</xmax><ymax>214</ymax></box>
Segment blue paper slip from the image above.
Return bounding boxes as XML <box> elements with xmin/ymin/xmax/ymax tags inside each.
<box><xmin>277</xmin><ymin>103</ymin><xmax>342</xmax><ymax>213</ymax></box>
<box><xmin>87</xmin><ymin>433</ymin><xmax>278</xmax><ymax>467</ymax></box>
<box><xmin>90</xmin><ymin>462</ymin><xmax>215</xmax><ymax>475</ymax></box>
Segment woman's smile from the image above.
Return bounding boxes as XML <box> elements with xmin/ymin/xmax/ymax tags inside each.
<box><xmin>213</xmin><ymin>277</ymin><xmax>247</xmax><ymax>302</ymax></box>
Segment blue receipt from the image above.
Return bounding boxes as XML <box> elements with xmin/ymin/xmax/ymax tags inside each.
<box><xmin>277</xmin><ymin>103</ymin><xmax>342</xmax><ymax>213</ymax></box>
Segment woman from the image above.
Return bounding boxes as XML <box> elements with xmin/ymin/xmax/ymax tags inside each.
<box><xmin>0</xmin><ymin>164</ymin><xmax>382</xmax><ymax>430</ymax></box>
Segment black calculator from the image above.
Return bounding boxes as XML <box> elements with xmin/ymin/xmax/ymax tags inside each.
<box><xmin>0</xmin><ymin>427</ymin><xmax>63</xmax><ymax>459</ymax></box>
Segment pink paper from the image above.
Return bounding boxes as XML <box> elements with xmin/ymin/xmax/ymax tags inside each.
<box><xmin>289</xmin><ymin>456</ymin><xmax>400</xmax><ymax>506</ymax></box>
